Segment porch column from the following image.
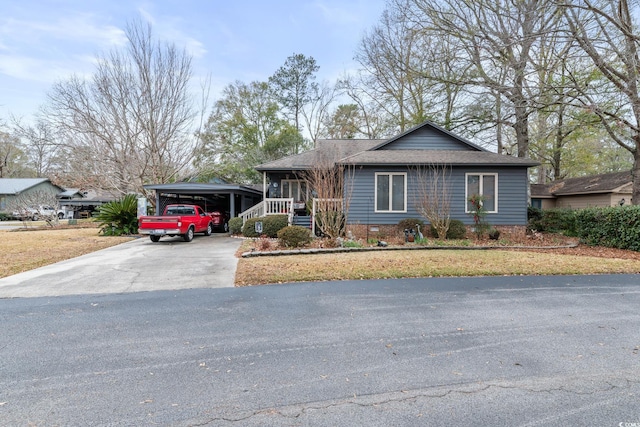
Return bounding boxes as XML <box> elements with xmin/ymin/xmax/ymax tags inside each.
<box><xmin>230</xmin><ymin>192</ymin><xmax>236</xmax><ymax>217</ymax></box>
<box><xmin>263</xmin><ymin>172</ymin><xmax>267</xmax><ymax>200</ymax></box>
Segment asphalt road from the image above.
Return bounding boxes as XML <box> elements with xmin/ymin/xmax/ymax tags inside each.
<box><xmin>0</xmin><ymin>233</ymin><xmax>241</xmax><ymax>298</ymax></box>
<box><xmin>1</xmin><ymin>274</ymin><xmax>639</xmax><ymax>426</ymax></box>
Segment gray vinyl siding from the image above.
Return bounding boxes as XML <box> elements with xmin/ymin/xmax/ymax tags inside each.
<box><xmin>346</xmin><ymin>166</ymin><xmax>530</xmax><ymax>226</ymax></box>
<box><xmin>381</xmin><ymin>127</ymin><xmax>473</xmax><ymax>151</ymax></box>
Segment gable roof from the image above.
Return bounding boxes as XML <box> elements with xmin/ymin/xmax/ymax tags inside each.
<box><xmin>370</xmin><ymin>120</ymin><xmax>488</xmax><ymax>152</ymax></box>
<box><xmin>531</xmin><ymin>171</ymin><xmax>632</xmax><ymax>198</ymax></box>
<box><xmin>255</xmin><ymin>120</ymin><xmax>538</xmax><ymax>171</ymax></box>
<box><xmin>0</xmin><ymin>178</ymin><xmax>60</xmax><ymax>195</ymax></box>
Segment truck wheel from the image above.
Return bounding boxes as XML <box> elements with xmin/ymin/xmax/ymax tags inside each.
<box><xmin>183</xmin><ymin>227</ymin><xmax>194</xmax><ymax>242</ymax></box>
<box><xmin>150</xmin><ymin>235</ymin><xmax>161</xmax><ymax>242</ymax></box>
<box><xmin>204</xmin><ymin>223</ymin><xmax>212</xmax><ymax>236</ymax></box>
<box><xmin>58</xmin><ymin>212</ymin><xmax>64</xmax><ymax>219</ymax></box>
<box><xmin>32</xmin><ymin>214</ymin><xmax>39</xmax><ymax>221</ymax></box>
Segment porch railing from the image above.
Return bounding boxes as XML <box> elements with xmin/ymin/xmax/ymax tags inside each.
<box><xmin>238</xmin><ymin>198</ymin><xmax>294</xmax><ymax>225</ymax></box>
<box><xmin>239</xmin><ymin>197</ymin><xmax>346</xmax><ymax>234</ymax></box>
<box><xmin>238</xmin><ymin>202</ymin><xmax>265</xmax><ymax>224</ymax></box>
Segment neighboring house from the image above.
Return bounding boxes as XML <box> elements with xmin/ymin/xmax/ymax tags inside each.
<box><xmin>531</xmin><ymin>171</ymin><xmax>633</xmax><ymax>210</ymax></box>
<box><xmin>0</xmin><ymin>178</ymin><xmax>64</xmax><ymax>214</ymax></box>
<box><xmin>243</xmin><ymin>121</ymin><xmax>539</xmax><ymax>231</ymax></box>
<box><xmin>57</xmin><ymin>188</ymin><xmax>120</xmax><ymax>218</ymax></box>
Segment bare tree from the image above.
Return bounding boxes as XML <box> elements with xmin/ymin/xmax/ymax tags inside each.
<box><xmin>6</xmin><ymin>189</ymin><xmax>62</xmax><ymax>226</ymax></box>
<box><xmin>400</xmin><ymin>0</ymin><xmax>561</xmax><ymax>158</ymax></box>
<box><xmin>560</xmin><ymin>0</ymin><xmax>640</xmax><ymax>204</ymax></box>
<box><xmin>0</xmin><ymin>130</ymin><xmax>29</xmax><ymax>178</ymax></box>
<box><xmin>11</xmin><ymin>117</ymin><xmax>61</xmax><ymax>178</ymax></box>
<box><xmin>355</xmin><ymin>7</ymin><xmax>437</xmax><ymax>132</ymax></box>
<box><xmin>413</xmin><ymin>163</ymin><xmax>451</xmax><ymax>239</ymax></box>
<box><xmin>302</xmin><ymin>148</ymin><xmax>355</xmax><ymax>239</ymax></box>
<box><xmin>336</xmin><ymin>74</ymin><xmax>398</xmax><ymax>139</ymax></box>
<box><xmin>44</xmin><ymin>19</ymin><xmax>197</xmax><ymax>201</ymax></box>
<box><xmin>300</xmin><ymin>81</ymin><xmax>337</xmax><ymax>147</ymax></box>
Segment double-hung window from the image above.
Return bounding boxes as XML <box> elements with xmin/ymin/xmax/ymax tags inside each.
<box><xmin>375</xmin><ymin>172</ymin><xmax>406</xmax><ymax>212</ymax></box>
<box><xmin>466</xmin><ymin>173</ymin><xmax>498</xmax><ymax>213</ymax></box>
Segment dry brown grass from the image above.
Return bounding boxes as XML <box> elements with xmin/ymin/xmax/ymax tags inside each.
<box><xmin>235</xmin><ymin>248</ymin><xmax>640</xmax><ymax>286</ymax></box>
<box><xmin>0</xmin><ymin>225</ymin><xmax>134</xmax><ymax>278</ymax></box>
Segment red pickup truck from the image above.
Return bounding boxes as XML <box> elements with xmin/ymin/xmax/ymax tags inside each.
<box><xmin>138</xmin><ymin>204</ymin><xmax>214</xmax><ymax>242</ymax></box>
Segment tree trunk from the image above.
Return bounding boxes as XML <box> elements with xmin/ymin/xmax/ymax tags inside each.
<box><xmin>633</xmin><ymin>143</ymin><xmax>640</xmax><ymax>205</ymax></box>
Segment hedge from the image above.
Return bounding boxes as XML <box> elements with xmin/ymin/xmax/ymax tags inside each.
<box><xmin>228</xmin><ymin>217</ymin><xmax>243</xmax><ymax>235</ymax></box>
<box><xmin>575</xmin><ymin>206</ymin><xmax>640</xmax><ymax>251</ymax></box>
<box><xmin>528</xmin><ymin>207</ymin><xmax>578</xmax><ymax>236</ymax></box>
<box><xmin>242</xmin><ymin>215</ymin><xmax>289</xmax><ymax>238</ymax></box>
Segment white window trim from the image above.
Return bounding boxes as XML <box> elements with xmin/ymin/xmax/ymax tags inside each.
<box><xmin>281</xmin><ymin>179</ymin><xmax>307</xmax><ymax>201</ymax></box>
<box><xmin>465</xmin><ymin>173</ymin><xmax>498</xmax><ymax>213</ymax></box>
<box><xmin>374</xmin><ymin>172</ymin><xmax>407</xmax><ymax>213</ymax></box>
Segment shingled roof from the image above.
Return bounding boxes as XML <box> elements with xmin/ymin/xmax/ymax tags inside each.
<box><xmin>255</xmin><ymin>139</ymin><xmax>383</xmax><ymax>171</ymax></box>
<box><xmin>531</xmin><ymin>171</ymin><xmax>632</xmax><ymax>197</ymax></box>
<box><xmin>341</xmin><ymin>150</ymin><xmax>538</xmax><ymax>167</ymax></box>
<box><xmin>255</xmin><ymin>138</ymin><xmax>538</xmax><ymax>171</ymax></box>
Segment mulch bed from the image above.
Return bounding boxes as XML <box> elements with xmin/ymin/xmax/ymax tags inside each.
<box><xmin>240</xmin><ymin>230</ymin><xmax>640</xmax><ymax>261</ymax></box>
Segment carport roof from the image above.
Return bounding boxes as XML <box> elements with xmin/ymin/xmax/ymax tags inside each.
<box><xmin>144</xmin><ymin>182</ymin><xmax>262</xmax><ymax>196</ymax></box>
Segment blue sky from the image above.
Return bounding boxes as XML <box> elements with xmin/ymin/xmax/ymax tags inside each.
<box><xmin>0</xmin><ymin>0</ymin><xmax>388</xmax><ymax>122</ymax></box>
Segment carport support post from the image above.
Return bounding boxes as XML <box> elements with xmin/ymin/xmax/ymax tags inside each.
<box><xmin>230</xmin><ymin>192</ymin><xmax>235</xmax><ymax>218</ymax></box>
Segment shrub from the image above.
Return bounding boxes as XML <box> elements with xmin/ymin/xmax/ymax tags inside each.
<box><xmin>397</xmin><ymin>218</ymin><xmax>424</xmax><ymax>233</ymax></box>
<box><xmin>277</xmin><ymin>225</ymin><xmax>312</xmax><ymax>248</ymax></box>
<box><xmin>242</xmin><ymin>218</ymin><xmax>261</xmax><ymax>237</ymax></box>
<box><xmin>0</xmin><ymin>212</ymin><xmax>8</xmax><ymax>221</ymax></box>
<box><xmin>263</xmin><ymin>215</ymin><xmax>289</xmax><ymax>237</ymax></box>
<box><xmin>468</xmin><ymin>194</ymin><xmax>490</xmax><ymax>238</ymax></box>
<box><xmin>256</xmin><ymin>235</ymin><xmax>272</xmax><ymax>251</ymax></box>
<box><xmin>527</xmin><ymin>206</ymin><xmax>543</xmax><ymax>222</ymax></box>
<box><xmin>96</xmin><ymin>194</ymin><xmax>139</xmax><ymax>236</ymax></box>
<box><xmin>488</xmin><ymin>228</ymin><xmax>501</xmax><ymax>240</ymax></box>
<box><xmin>228</xmin><ymin>217</ymin><xmax>243</xmax><ymax>235</ymax></box>
<box><xmin>315</xmin><ymin>211</ymin><xmax>345</xmax><ymax>238</ymax></box>
<box><xmin>242</xmin><ymin>215</ymin><xmax>289</xmax><ymax>238</ymax></box>
<box><xmin>528</xmin><ymin>208</ymin><xmax>578</xmax><ymax>235</ymax></box>
<box><xmin>575</xmin><ymin>206</ymin><xmax>640</xmax><ymax>251</ymax></box>
<box><xmin>432</xmin><ymin>219</ymin><xmax>467</xmax><ymax>239</ymax></box>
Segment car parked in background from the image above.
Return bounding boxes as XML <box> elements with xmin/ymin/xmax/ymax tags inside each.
<box><xmin>11</xmin><ymin>205</ymin><xmax>66</xmax><ymax>221</ymax></box>
<box><xmin>207</xmin><ymin>210</ymin><xmax>229</xmax><ymax>232</ymax></box>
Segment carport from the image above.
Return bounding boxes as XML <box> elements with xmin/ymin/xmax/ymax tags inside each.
<box><xmin>143</xmin><ymin>183</ymin><xmax>262</xmax><ymax>217</ymax></box>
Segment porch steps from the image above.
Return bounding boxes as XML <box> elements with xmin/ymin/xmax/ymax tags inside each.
<box><xmin>292</xmin><ymin>215</ymin><xmax>312</xmax><ymax>229</ymax></box>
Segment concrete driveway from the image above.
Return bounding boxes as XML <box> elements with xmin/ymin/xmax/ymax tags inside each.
<box><xmin>0</xmin><ymin>233</ymin><xmax>242</xmax><ymax>298</ymax></box>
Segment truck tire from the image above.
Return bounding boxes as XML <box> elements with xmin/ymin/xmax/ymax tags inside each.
<box><xmin>58</xmin><ymin>212</ymin><xmax>64</xmax><ymax>219</ymax></box>
<box><xmin>150</xmin><ymin>235</ymin><xmax>161</xmax><ymax>242</ymax></box>
<box><xmin>32</xmin><ymin>214</ymin><xmax>39</xmax><ymax>221</ymax></box>
<box><xmin>204</xmin><ymin>222</ymin><xmax>213</xmax><ymax>236</ymax></box>
<box><xmin>183</xmin><ymin>227</ymin><xmax>194</xmax><ymax>242</ymax></box>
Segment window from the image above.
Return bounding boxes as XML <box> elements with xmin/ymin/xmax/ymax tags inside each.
<box><xmin>281</xmin><ymin>180</ymin><xmax>307</xmax><ymax>202</ymax></box>
<box><xmin>375</xmin><ymin>172</ymin><xmax>406</xmax><ymax>212</ymax></box>
<box><xmin>466</xmin><ymin>173</ymin><xmax>498</xmax><ymax>213</ymax></box>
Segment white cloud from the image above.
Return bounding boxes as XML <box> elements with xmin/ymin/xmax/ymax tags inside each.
<box><xmin>0</xmin><ymin>14</ymin><xmax>127</xmax><ymax>49</ymax></box>
<box><xmin>0</xmin><ymin>54</ymin><xmax>93</xmax><ymax>84</ymax></box>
